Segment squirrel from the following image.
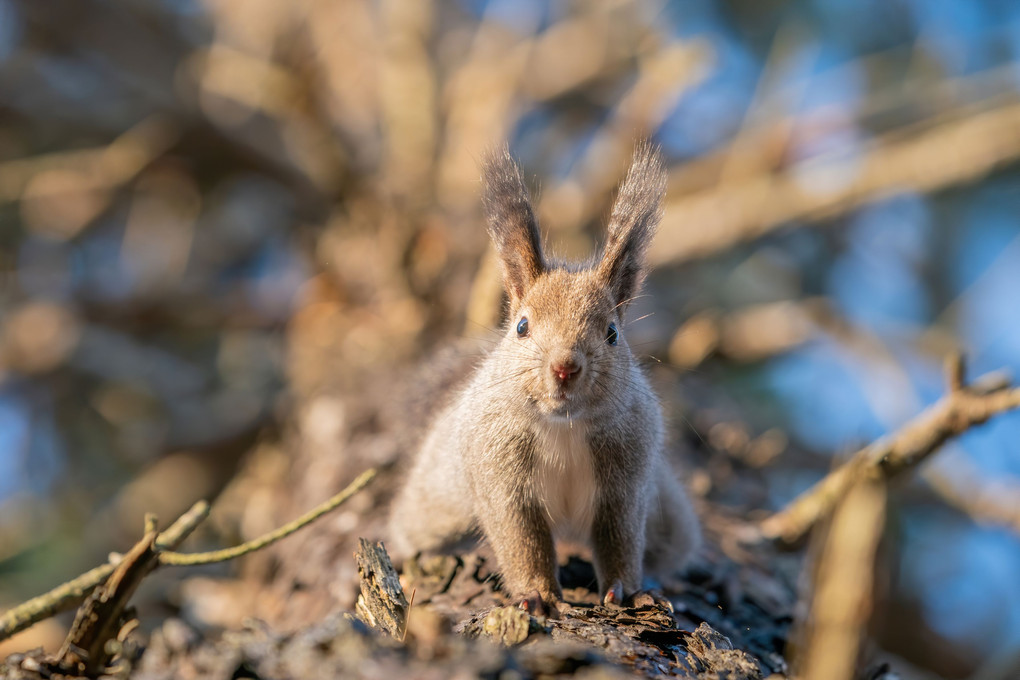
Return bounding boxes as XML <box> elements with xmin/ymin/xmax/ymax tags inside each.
<box><xmin>388</xmin><ymin>141</ymin><xmax>700</xmax><ymax>613</ymax></box>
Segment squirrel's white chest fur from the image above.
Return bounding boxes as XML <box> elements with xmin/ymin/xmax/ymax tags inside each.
<box><xmin>532</xmin><ymin>420</ymin><xmax>597</xmax><ymax>540</ymax></box>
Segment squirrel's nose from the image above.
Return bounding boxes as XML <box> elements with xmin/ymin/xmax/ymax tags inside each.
<box><xmin>551</xmin><ymin>360</ymin><xmax>581</xmax><ymax>383</ymax></box>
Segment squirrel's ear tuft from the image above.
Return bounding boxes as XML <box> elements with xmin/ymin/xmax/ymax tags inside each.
<box><xmin>597</xmin><ymin>141</ymin><xmax>667</xmax><ymax>311</ymax></box>
<box><xmin>482</xmin><ymin>146</ymin><xmax>545</xmax><ymax>307</ymax></box>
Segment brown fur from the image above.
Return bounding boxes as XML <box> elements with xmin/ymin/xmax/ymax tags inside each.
<box><xmin>388</xmin><ymin>142</ymin><xmax>700</xmax><ymax>609</ymax></box>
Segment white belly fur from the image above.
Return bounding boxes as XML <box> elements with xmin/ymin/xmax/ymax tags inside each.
<box><xmin>533</xmin><ymin>419</ymin><xmax>597</xmax><ymax>541</ymax></box>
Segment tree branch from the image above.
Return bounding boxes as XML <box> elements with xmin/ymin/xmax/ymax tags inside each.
<box><xmin>651</xmin><ymin>98</ymin><xmax>1020</xmax><ymax>265</ymax></box>
<box><xmin>760</xmin><ymin>355</ymin><xmax>1020</xmax><ymax>544</ymax></box>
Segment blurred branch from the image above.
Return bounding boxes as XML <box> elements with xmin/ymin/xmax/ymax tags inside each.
<box><xmin>438</xmin><ymin>6</ymin><xmax>710</xmax><ymax>214</ymax></box>
<box><xmin>379</xmin><ymin>0</ymin><xmax>437</xmax><ymax>200</ymax></box>
<box><xmin>668</xmin><ymin>298</ymin><xmax>829</xmax><ymax>368</ymax></box>
<box><xmin>538</xmin><ymin>40</ymin><xmax>711</xmax><ymax>233</ymax></box>
<box><xmin>652</xmin><ymin>96</ymin><xmax>1020</xmax><ymax>265</ymax></box>
<box><xmin>0</xmin><ymin>116</ymin><xmax>178</xmax><ymax>203</ymax></box>
<box><xmin>0</xmin><ymin>116</ymin><xmax>180</xmax><ymax>240</ymax></box>
<box><xmin>667</xmin><ymin>51</ymin><xmax>1020</xmax><ymax>197</ymax></box>
<box><xmin>922</xmin><ymin>466</ymin><xmax>1020</xmax><ymax>536</ymax></box>
<box><xmin>760</xmin><ymin>354</ymin><xmax>1020</xmax><ymax>544</ymax></box>
<box><xmin>666</xmin><ymin>294</ymin><xmax>953</xmax><ymax>371</ymax></box>
<box><xmin>793</xmin><ymin>478</ymin><xmax>887</xmax><ymax>680</ymax></box>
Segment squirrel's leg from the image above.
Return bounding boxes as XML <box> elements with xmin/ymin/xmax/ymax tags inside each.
<box><xmin>476</xmin><ymin>488</ymin><xmax>561</xmax><ymax>612</ymax></box>
<box><xmin>591</xmin><ymin>490</ymin><xmax>647</xmax><ymax>605</ymax></box>
<box><xmin>589</xmin><ymin>432</ymin><xmax>649</xmax><ymax>605</ymax></box>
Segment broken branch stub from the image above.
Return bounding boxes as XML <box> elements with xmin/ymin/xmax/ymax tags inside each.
<box><xmin>354</xmin><ymin>539</ymin><xmax>409</xmax><ymax>639</ymax></box>
<box><xmin>55</xmin><ymin>525</ymin><xmax>161</xmax><ymax>676</ymax></box>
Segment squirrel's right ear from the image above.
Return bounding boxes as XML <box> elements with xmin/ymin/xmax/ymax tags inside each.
<box><xmin>482</xmin><ymin>147</ymin><xmax>546</xmax><ymax>307</ymax></box>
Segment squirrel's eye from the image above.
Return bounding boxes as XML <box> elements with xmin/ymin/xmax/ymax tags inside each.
<box><xmin>517</xmin><ymin>317</ymin><xmax>529</xmax><ymax>337</ymax></box>
<box><xmin>606</xmin><ymin>322</ymin><xmax>618</xmax><ymax>346</ymax></box>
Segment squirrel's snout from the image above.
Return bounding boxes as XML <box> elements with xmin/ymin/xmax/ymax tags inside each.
<box><xmin>551</xmin><ymin>359</ymin><xmax>581</xmax><ymax>384</ymax></box>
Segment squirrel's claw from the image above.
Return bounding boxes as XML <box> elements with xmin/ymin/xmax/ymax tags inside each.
<box><xmin>602</xmin><ymin>580</ymin><xmax>625</xmax><ymax>607</ymax></box>
<box><xmin>602</xmin><ymin>584</ymin><xmax>672</xmax><ymax>610</ymax></box>
<box><xmin>627</xmin><ymin>589</ymin><xmax>673</xmax><ymax>611</ymax></box>
<box><xmin>518</xmin><ymin>590</ymin><xmax>546</xmax><ymax>616</ymax></box>
<box><xmin>518</xmin><ymin>590</ymin><xmax>561</xmax><ymax>619</ymax></box>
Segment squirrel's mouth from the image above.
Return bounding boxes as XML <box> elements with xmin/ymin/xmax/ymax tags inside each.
<box><xmin>549</xmin><ymin>386</ymin><xmax>575</xmax><ymax>403</ymax></box>
<box><xmin>538</xmin><ymin>388</ymin><xmax>584</xmax><ymax>418</ymax></box>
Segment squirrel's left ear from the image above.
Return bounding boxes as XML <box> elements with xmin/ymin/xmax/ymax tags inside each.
<box><xmin>596</xmin><ymin>141</ymin><xmax>667</xmax><ymax>311</ymax></box>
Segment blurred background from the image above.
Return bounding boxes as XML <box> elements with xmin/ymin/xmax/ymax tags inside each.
<box><xmin>1</xmin><ymin>0</ymin><xmax>1020</xmax><ymax>677</ymax></box>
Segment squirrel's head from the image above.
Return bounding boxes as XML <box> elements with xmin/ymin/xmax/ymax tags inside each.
<box><xmin>481</xmin><ymin>142</ymin><xmax>667</xmax><ymax>420</ymax></box>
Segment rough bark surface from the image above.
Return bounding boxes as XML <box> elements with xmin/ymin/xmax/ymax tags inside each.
<box><xmin>0</xmin><ymin>509</ymin><xmax>795</xmax><ymax>679</ymax></box>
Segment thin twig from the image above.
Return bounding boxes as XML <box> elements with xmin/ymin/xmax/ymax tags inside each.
<box><xmin>155</xmin><ymin>500</ymin><xmax>211</xmax><ymax>549</ymax></box>
<box><xmin>159</xmin><ymin>468</ymin><xmax>376</xmax><ymax>566</ymax></box>
<box><xmin>401</xmin><ymin>587</ymin><xmax>416</xmax><ymax>643</ymax></box>
<box><xmin>759</xmin><ymin>354</ymin><xmax>1020</xmax><ymax>544</ymax></box>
